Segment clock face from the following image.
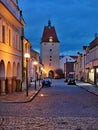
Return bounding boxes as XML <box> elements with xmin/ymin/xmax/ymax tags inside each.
<box><xmin>49</xmin><ymin>36</ymin><xmax>53</xmax><ymax>42</ymax></box>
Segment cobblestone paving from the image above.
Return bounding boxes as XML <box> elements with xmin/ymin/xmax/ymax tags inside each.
<box><xmin>0</xmin><ymin>116</ymin><xmax>98</xmax><ymax>130</ymax></box>
<box><xmin>0</xmin><ymin>79</ymin><xmax>98</xmax><ymax>130</ymax></box>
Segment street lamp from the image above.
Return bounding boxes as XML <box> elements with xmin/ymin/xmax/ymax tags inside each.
<box><xmin>24</xmin><ymin>53</ymin><xmax>30</xmax><ymax>96</ymax></box>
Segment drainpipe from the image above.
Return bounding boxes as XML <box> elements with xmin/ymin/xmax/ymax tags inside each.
<box><xmin>94</xmin><ymin>67</ymin><xmax>96</xmax><ymax>85</ymax></box>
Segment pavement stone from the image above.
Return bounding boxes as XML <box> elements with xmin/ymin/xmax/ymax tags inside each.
<box><xmin>0</xmin><ymin>80</ymin><xmax>98</xmax><ymax>129</ymax></box>
<box><xmin>0</xmin><ymin>116</ymin><xmax>98</xmax><ymax>130</ymax></box>
<box><xmin>0</xmin><ymin>82</ymin><xmax>42</xmax><ymax>103</ymax></box>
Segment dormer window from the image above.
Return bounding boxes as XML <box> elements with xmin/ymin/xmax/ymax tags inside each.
<box><xmin>49</xmin><ymin>36</ymin><xmax>53</xmax><ymax>42</ymax></box>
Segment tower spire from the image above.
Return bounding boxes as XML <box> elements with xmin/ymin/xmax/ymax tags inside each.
<box><xmin>48</xmin><ymin>19</ymin><xmax>51</xmax><ymax>28</ymax></box>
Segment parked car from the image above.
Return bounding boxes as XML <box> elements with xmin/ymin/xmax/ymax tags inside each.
<box><xmin>42</xmin><ymin>77</ymin><xmax>52</xmax><ymax>87</ymax></box>
<box><xmin>67</xmin><ymin>78</ymin><xmax>76</xmax><ymax>85</ymax></box>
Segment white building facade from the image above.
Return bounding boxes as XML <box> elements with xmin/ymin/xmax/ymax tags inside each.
<box><xmin>40</xmin><ymin>20</ymin><xmax>60</xmax><ymax>78</ymax></box>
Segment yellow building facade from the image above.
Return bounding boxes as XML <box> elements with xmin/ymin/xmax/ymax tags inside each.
<box><xmin>0</xmin><ymin>0</ymin><xmax>24</xmax><ymax>94</ymax></box>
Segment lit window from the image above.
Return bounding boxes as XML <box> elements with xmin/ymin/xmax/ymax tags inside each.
<box><xmin>49</xmin><ymin>36</ymin><xmax>53</xmax><ymax>42</ymax></box>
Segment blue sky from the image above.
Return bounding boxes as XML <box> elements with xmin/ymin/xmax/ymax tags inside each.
<box><xmin>18</xmin><ymin>0</ymin><xmax>98</xmax><ymax>55</ymax></box>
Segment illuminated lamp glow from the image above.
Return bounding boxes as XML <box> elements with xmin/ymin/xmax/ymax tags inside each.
<box><xmin>40</xmin><ymin>94</ymin><xmax>44</xmax><ymax>97</ymax></box>
<box><xmin>24</xmin><ymin>53</ymin><xmax>30</xmax><ymax>58</ymax></box>
<box><xmin>33</xmin><ymin>61</ymin><xmax>38</xmax><ymax>65</ymax></box>
<box><xmin>91</xmin><ymin>69</ymin><xmax>94</xmax><ymax>73</ymax></box>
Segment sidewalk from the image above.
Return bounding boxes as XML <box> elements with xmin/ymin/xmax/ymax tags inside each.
<box><xmin>76</xmin><ymin>81</ymin><xmax>98</xmax><ymax>96</ymax></box>
<box><xmin>0</xmin><ymin>81</ymin><xmax>42</xmax><ymax>103</ymax></box>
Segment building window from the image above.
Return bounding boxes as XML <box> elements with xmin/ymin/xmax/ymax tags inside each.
<box><xmin>49</xmin><ymin>36</ymin><xmax>53</xmax><ymax>42</ymax></box>
<box><xmin>16</xmin><ymin>34</ymin><xmax>18</xmax><ymax>49</ymax></box>
<box><xmin>50</xmin><ymin>59</ymin><xmax>52</xmax><ymax>61</ymax></box>
<box><xmin>8</xmin><ymin>29</ymin><xmax>11</xmax><ymax>46</ymax></box>
<box><xmin>2</xmin><ymin>25</ymin><xmax>5</xmax><ymax>43</ymax></box>
<box><xmin>50</xmin><ymin>49</ymin><xmax>52</xmax><ymax>51</ymax></box>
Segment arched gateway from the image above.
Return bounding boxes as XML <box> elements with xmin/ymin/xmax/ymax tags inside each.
<box><xmin>48</xmin><ymin>70</ymin><xmax>54</xmax><ymax>78</ymax></box>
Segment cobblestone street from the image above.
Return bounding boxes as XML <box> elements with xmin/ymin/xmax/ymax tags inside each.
<box><xmin>0</xmin><ymin>79</ymin><xmax>98</xmax><ymax>130</ymax></box>
<box><xmin>0</xmin><ymin>116</ymin><xmax>98</xmax><ymax>130</ymax></box>
<box><xmin>1</xmin><ymin>0</ymin><xmax>98</xmax><ymax>129</ymax></box>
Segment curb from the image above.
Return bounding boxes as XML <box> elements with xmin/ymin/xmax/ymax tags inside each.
<box><xmin>77</xmin><ymin>85</ymin><xmax>98</xmax><ymax>96</ymax></box>
<box><xmin>0</xmin><ymin>86</ymin><xmax>42</xmax><ymax>104</ymax></box>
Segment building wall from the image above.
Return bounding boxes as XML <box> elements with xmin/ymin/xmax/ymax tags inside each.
<box><xmin>75</xmin><ymin>38</ymin><xmax>98</xmax><ymax>85</ymax></box>
<box><xmin>64</xmin><ymin>62</ymin><xmax>75</xmax><ymax>78</ymax></box>
<box><xmin>41</xmin><ymin>42</ymin><xmax>60</xmax><ymax>77</ymax></box>
<box><xmin>0</xmin><ymin>0</ymin><xmax>24</xmax><ymax>94</ymax></box>
<box><xmin>60</xmin><ymin>55</ymin><xmax>76</xmax><ymax>73</ymax></box>
<box><xmin>1</xmin><ymin>0</ymin><xmax>20</xmax><ymax>21</ymax></box>
<box><xmin>85</xmin><ymin>45</ymin><xmax>98</xmax><ymax>85</ymax></box>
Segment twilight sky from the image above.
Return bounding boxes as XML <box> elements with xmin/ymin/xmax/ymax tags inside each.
<box><xmin>18</xmin><ymin>0</ymin><xmax>98</xmax><ymax>55</ymax></box>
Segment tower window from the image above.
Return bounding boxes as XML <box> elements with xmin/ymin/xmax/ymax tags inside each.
<box><xmin>49</xmin><ymin>36</ymin><xmax>53</xmax><ymax>42</ymax></box>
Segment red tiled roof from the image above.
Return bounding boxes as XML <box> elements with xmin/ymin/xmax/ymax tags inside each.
<box><xmin>41</xmin><ymin>26</ymin><xmax>59</xmax><ymax>43</ymax></box>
